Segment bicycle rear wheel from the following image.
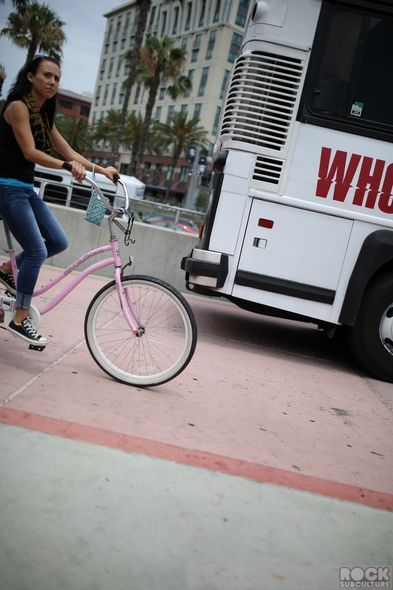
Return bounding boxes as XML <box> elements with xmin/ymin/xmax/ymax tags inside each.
<box><xmin>84</xmin><ymin>275</ymin><xmax>197</xmax><ymax>387</ymax></box>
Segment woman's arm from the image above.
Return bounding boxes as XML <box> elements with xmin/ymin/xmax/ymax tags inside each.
<box><xmin>51</xmin><ymin>125</ymin><xmax>119</xmax><ymax>183</ymax></box>
<box><xmin>5</xmin><ymin>101</ymin><xmax>118</xmax><ymax>183</ymax></box>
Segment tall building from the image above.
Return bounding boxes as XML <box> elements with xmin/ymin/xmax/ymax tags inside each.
<box><xmin>88</xmin><ymin>0</ymin><xmax>252</xmax><ymax>203</ymax></box>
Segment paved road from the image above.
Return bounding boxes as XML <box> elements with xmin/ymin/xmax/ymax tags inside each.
<box><xmin>1</xmin><ymin>265</ymin><xmax>392</xmax><ymax>590</ymax></box>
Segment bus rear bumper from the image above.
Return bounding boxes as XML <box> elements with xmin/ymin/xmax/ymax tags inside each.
<box><xmin>181</xmin><ymin>248</ymin><xmax>229</xmax><ymax>289</ymax></box>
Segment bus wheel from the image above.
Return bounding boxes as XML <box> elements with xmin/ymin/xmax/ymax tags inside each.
<box><xmin>346</xmin><ymin>272</ymin><xmax>393</xmax><ymax>383</ymax></box>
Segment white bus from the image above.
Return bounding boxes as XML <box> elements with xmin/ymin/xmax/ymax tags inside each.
<box><xmin>33</xmin><ymin>164</ymin><xmax>145</xmax><ymax>210</ymax></box>
<box><xmin>182</xmin><ymin>0</ymin><xmax>393</xmax><ymax>382</ymax></box>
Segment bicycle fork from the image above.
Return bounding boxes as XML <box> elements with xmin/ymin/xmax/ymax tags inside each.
<box><xmin>112</xmin><ymin>244</ymin><xmax>145</xmax><ymax>337</ymax></box>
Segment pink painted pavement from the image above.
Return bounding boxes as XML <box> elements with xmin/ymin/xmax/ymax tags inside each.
<box><xmin>1</xmin><ymin>264</ymin><xmax>392</xmax><ymax>510</ymax></box>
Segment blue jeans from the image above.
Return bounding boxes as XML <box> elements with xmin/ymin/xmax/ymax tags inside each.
<box><xmin>0</xmin><ymin>185</ymin><xmax>68</xmax><ymax>309</ymax></box>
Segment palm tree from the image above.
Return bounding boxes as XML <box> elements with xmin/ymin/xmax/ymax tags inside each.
<box><xmin>121</xmin><ymin>112</ymin><xmax>145</xmax><ymax>176</ymax></box>
<box><xmin>110</xmin><ymin>0</ymin><xmax>184</xmax><ymax>166</ymax></box>
<box><xmin>92</xmin><ymin>109</ymin><xmax>121</xmax><ymax>146</ymax></box>
<box><xmin>93</xmin><ymin>110</ymin><xmax>158</xmax><ymax>176</ymax></box>
<box><xmin>0</xmin><ymin>0</ymin><xmax>66</xmax><ymax>63</ymax></box>
<box><xmin>136</xmin><ymin>36</ymin><xmax>190</xmax><ymax>169</ymax></box>
<box><xmin>54</xmin><ymin>115</ymin><xmax>92</xmax><ymax>152</ymax></box>
<box><xmin>110</xmin><ymin>0</ymin><xmax>152</xmax><ymax>167</ymax></box>
<box><xmin>155</xmin><ymin>110</ymin><xmax>209</xmax><ymax>200</ymax></box>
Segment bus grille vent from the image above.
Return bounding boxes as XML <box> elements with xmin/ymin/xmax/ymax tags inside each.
<box><xmin>253</xmin><ymin>156</ymin><xmax>284</xmax><ymax>184</ymax></box>
<box><xmin>221</xmin><ymin>51</ymin><xmax>303</xmax><ymax>151</ymax></box>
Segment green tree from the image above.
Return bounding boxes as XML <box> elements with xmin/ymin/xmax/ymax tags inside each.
<box><xmin>1</xmin><ymin>0</ymin><xmax>66</xmax><ymax>63</ymax></box>
<box><xmin>92</xmin><ymin>109</ymin><xmax>121</xmax><ymax>146</ymax></box>
<box><xmin>110</xmin><ymin>0</ymin><xmax>184</xmax><ymax>166</ymax></box>
<box><xmin>155</xmin><ymin>110</ymin><xmax>208</xmax><ymax>200</ymax></box>
<box><xmin>93</xmin><ymin>109</ymin><xmax>158</xmax><ymax>176</ymax></box>
<box><xmin>54</xmin><ymin>115</ymin><xmax>92</xmax><ymax>152</ymax></box>
<box><xmin>136</xmin><ymin>36</ymin><xmax>190</xmax><ymax>168</ymax></box>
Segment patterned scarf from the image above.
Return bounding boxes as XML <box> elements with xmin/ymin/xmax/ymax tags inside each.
<box><xmin>22</xmin><ymin>93</ymin><xmax>53</xmax><ymax>154</ymax></box>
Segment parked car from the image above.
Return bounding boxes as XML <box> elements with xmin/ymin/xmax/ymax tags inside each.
<box><xmin>142</xmin><ymin>214</ymin><xmax>199</xmax><ymax>233</ymax></box>
<box><xmin>144</xmin><ymin>217</ymin><xmax>198</xmax><ymax>235</ymax></box>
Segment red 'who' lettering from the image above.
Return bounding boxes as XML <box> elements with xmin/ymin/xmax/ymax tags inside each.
<box><xmin>316</xmin><ymin>147</ymin><xmax>393</xmax><ymax>213</ymax></box>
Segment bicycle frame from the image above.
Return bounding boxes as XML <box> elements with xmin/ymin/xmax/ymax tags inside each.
<box><xmin>0</xmin><ymin>176</ymin><xmax>144</xmax><ymax>336</ymax></box>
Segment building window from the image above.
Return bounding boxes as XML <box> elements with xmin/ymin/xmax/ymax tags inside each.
<box><xmin>59</xmin><ymin>99</ymin><xmax>74</xmax><ymax>110</ymax></box>
<box><xmin>161</xmin><ymin>11</ymin><xmax>167</xmax><ymax>36</ymax></box>
<box><xmin>112</xmin><ymin>41</ymin><xmax>117</xmax><ymax>53</ymax></box>
<box><xmin>198</xmin><ymin>67</ymin><xmax>209</xmax><ymax>96</ymax></box>
<box><xmin>121</xmin><ymin>38</ymin><xmax>126</xmax><ymax>50</ymax></box>
<box><xmin>95</xmin><ymin>85</ymin><xmax>101</xmax><ymax>107</ymax></box>
<box><xmin>107</xmin><ymin>18</ymin><xmax>114</xmax><ymax>42</ymax></box>
<box><xmin>104</xmin><ymin>44</ymin><xmax>109</xmax><ymax>55</ymax></box>
<box><xmin>155</xmin><ymin>106</ymin><xmax>162</xmax><ymax>121</ymax></box>
<box><xmin>194</xmin><ymin>33</ymin><xmax>202</xmax><ymax>48</ymax></box>
<box><xmin>220</xmin><ymin>69</ymin><xmax>230</xmax><ymax>99</ymax></box>
<box><xmin>79</xmin><ymin>105</ymin><xmax>90</xmax><ymax>117</ymax></box>
<box><xmin>103</xmin><ymin>84</ymin><xmax>109</xmax><ymax>106</ymax></box>
<box><xmin>108</xmin><ymin>57</ymin><xmax>114</xmax><ymax>79</ymax></box>
<box><xmin>181</xmin><ymin>37</ymin><xmax>188</xmax><ymax>50</ymax></box>
<box><xmin>179</xmin><ymin>166</ymin><xmax>189</xmax><ymax>183</ymax></box>
<box><xmin>132</xmin><ymin>10</ymin><xmax>139</xmax><ymax>33</ymax></box>
<box><xmin>134</xmin><ymin>83</ymin><xmax>141</xmax><ymax>104</ymax></box>
<box><xmin>181</xmin><ymin>104</ymin><xmax>188</xmax><ymax>112</ymax></box>
<box><xmin>153</xmin><ymin>163</ymin><xmax>163</xmax><ymax>185</ymax></box>
<box><xmin>119</xmin><ymin>92</ymin><xmax>124</xmax><ymax>105</ymax></box>
<box><xmin>194</xmin><ymin>103</ymin><xmax>202</xmax><ymax>118</ymax></box>
<box><xmin>199</xmin><ymin>0</ymin><xmax>206</xmax><ymax>27</ymax></box>
<box><xmin>148</xmin><ymin>6</ymin><xmax>156</xmax><ymax>32</ymax></box>
<box><xmin>159</xmin><ymin>87</ymin><xmax>166</xmax><ymax>100</ymax></box>
<box><xmin>212</xmin><ymin>106</ymin><xmax>221</xmax><ymax>135</ymax></box>
<box><xmin>228</xmin><ymin>32</ymin><xmax>242</xmax><ymax>63</ymax></box>
<box><xmin>185</xmin><ymin>2</ymin><xmax>192</xmax><ymax>31</ymax></box>
<box><xmin>235</xmin><ymin>0</ymin><xmax>251</xmax><ymax>27</ymax></box>
<box><xmin>173</xmin><ymin>7</ymin><xmax>179</xmax><ymax>34</ymax></box>
<box><xmin>206</xmin><ymin>29</ymin><xmax>217</xmax><ymax>59</ymax></box>
<box><xmin>166</xmin><ymin>165</ymin><xmax>173</xmax><ymax>181</ymax></box>
<box><xmin>110</xmin><ymin>83</ymin><xmax>117</xmax><ymax>105</ymax></box>
<box><xmin>130</xmin><ymin>36</ymin><xmax>135</xmax><ymax>48</ymax></box>
<box><xmin>186</xmin><ymin>69</ymin><xmax>194</xmax><ymax>97</ymax></box>
<box><xmin>167</xmin><ymin>105</ymin><xmax>174</xmax><ymax>124</ymax></box>
<box><xmin>214</xmin><ymin>0</ymin><xmax>221</xmax><ymax>22</ymax></box>
<box><xmin>124</xmin><ymin>11</ymin><xmax>131</xmax><ymax>35</ymax></box>
<box><xmin>191</xmin><ymin>49</ymin><xmax>199</xmax><ymax>63</ymax></box>
<box><xmin>116</xmin><ymin>55</ymin><xmax>123</xmax><ymax>77</ymax></box>
<box><xmin>92</xmin><ymin>111</ymin><xmax>97</xmax><ymax>124</ymax></box>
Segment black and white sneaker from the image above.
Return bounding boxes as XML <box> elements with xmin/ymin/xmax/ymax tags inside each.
<box><xmin>0</xmin><ymin>269</ymin><xmax>16</xmax><ymax>296</ymax></box>
<box><xmin>7</xmin><ymin>316</ymin><xmax>48</xmax><ymax>346</ymax></box>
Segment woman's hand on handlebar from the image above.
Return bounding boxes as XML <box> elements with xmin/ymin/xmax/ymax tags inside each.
<box><xmin>102</xmin><ymin>166</ymin><xmax>120</xmax><ymax>184</ymax></box>
<box><xmin>67</xmin><ymin>160</ymin><xmax>86</xmax><ymax>183</ymax></box>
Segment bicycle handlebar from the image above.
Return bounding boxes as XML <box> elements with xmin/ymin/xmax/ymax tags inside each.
<box><xmin>61</xmin><ymin>162</ymin><xmax>129</xmax><ymax>214</ymax></box>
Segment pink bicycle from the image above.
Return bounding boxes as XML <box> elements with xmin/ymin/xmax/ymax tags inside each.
<box><xmin>0</xmin><ymin>173</ymin><xmax>197</xmax><ymax>387</ymax></box>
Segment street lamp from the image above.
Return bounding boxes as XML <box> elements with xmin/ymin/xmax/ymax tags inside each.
<box><xmin>0</xmin><ymin>64</ymin><xmax>6</xmax><ymax>96</ymax></box>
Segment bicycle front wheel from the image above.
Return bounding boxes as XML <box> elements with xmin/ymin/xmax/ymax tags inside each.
<box><xmin>84</xmin><ymin>275</ymin><xmax>197</xmax><ymax>387</ymax></box>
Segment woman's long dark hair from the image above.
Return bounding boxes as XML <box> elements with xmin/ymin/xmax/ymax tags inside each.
<box><xmin>1</xmin><ymin>55</ymin><xmax>61</xmax><ymax>127</ymax></box>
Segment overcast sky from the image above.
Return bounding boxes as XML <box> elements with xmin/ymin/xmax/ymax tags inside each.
<box><xmin>0</xmin><ymin>0</ymin><xmax>127</xmax><ymax>98</ymax></box>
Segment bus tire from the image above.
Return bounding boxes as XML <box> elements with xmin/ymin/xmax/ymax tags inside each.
<box><xmin>346</xmin><ymin>272</ymin><xmax>393</xmax><ymax>383</ymax></box>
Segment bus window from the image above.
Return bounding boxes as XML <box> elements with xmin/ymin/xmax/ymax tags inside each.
<box><xmin>42</xmin><ymin>184</ymin><xmax>69</xmax><ymax>205</ymax></box>
<box><xmin>301</xmin><ymin>3</ymin><xmax>393</xmax><ymax>139</ymax></box>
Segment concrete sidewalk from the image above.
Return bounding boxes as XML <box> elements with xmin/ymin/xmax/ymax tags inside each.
<box><xmin>1</xmin><ymin>264</ymin><xmax>392</xmax><ymax>590</ymax></box>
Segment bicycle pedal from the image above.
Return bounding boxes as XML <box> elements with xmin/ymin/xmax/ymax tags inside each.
<box><xmin>28</xmin><ymin>343</ymin><xmax>47</xmax><ymax>352</ymax></box>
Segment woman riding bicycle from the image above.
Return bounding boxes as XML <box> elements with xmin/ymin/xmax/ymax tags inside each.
<box><xmin>0</xmin><ymin>55</ymin><xmax>119</xmax><ymax>347</ymax></box>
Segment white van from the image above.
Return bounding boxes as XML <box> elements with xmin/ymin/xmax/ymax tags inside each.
<box><xmin>33</xmin><ymin>164</ymin><xmax>145</xmax><ymax>210</ymax></box>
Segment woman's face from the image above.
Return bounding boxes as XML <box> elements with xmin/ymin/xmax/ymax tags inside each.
<box><xmin>27</xmin><ymin>60</ymin><xmax>61</xmax><ymax>100</ymax></box>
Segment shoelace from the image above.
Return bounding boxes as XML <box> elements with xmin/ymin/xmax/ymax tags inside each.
<box><xmin>0</xmin><ymin>271</ymin><xmax>16</xmax><ymax>290</ymax></box>
<box><xmin>22</xmin><ymin>317</ymin><xmax>40</xmax><ymax>339</ymax></box>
